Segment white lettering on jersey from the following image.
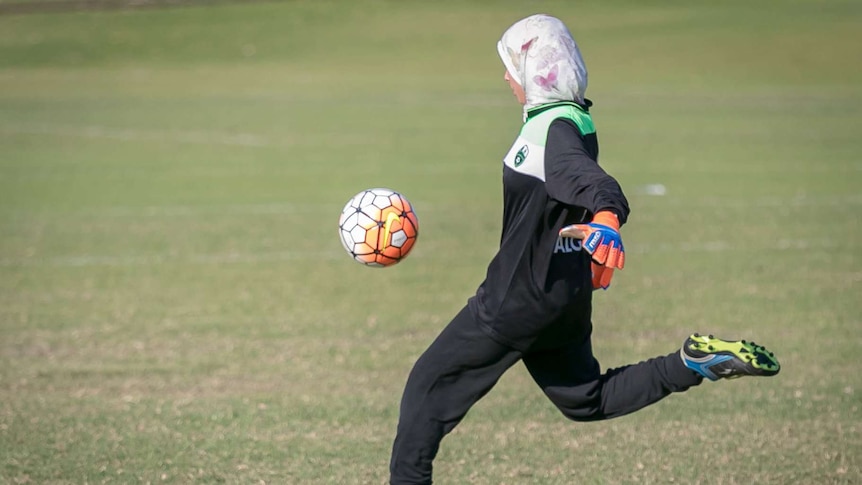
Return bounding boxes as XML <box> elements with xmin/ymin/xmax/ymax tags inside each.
<box><xmin>554</xmin><ymin>237</ymin><xmax>583</xmax><ymax>254</ymax></box>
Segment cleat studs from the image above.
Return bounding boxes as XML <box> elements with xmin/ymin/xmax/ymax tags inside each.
<box><xmin>708</xmin><ymin>345</ymin><xmax>715</xmax><ymax>351</ymax></box>
<box><xmin>708</xmin><ymin>334</ymin><xmax>715</xmax><ymax>340</ymax></box>
<box><xmin>693</xmin><ymin>333</ymin><xmax>700</xmax><ymax>337</ymax></box>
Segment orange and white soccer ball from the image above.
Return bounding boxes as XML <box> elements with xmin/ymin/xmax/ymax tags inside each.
<box><xmin>338</xmin><ymin>188</ymin><xmax>419</xmax><ymax>267</ymax></box>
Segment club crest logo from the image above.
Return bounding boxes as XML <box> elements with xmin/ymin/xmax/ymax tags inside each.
<box><xmin>514</xmin><ymin>145</ymin><xmax>529</xmax><ymax>167</ymax></box>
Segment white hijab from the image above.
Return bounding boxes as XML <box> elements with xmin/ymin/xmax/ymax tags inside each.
<box><xmin>496</xmin><ymin>14</ymin><xmax>588</xmax><ymax>117</ymax></box>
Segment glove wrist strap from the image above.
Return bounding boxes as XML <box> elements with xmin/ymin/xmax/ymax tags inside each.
<box><xmin>593</xmin><ymin>210</ymin><xmax>620</xmax><ymax>230</ymax></box>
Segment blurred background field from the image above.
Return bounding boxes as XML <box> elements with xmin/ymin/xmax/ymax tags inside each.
<box><xmin>0</xmin><ymin>0</ymin><xmax>860</xmax><ymax>483</ymax></box>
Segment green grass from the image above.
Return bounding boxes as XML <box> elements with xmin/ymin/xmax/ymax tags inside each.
<box><xmin>1</xmin><ymin>1</ymin><xmax>860</xmax><ymax>483</ymax></box>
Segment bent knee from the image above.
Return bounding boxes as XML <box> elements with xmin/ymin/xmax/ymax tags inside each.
<box><xmin>558</xmin><ymin>405</ymin><xmax>607</xmax><ymax>422</ymax></box>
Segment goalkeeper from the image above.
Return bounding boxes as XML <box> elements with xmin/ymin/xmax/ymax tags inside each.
<box><xmin>389</xmin><ymin>14</ymin><xmax>780</xmax><ymax>485</ymax></box>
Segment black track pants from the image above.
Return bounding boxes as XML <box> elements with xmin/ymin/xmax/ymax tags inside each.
<box><xmin>389</xmin><ymin>306</ymin><xmax>703</xmax><ymax>485</ymax></box>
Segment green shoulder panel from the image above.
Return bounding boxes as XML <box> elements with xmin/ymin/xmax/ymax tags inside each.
<box><xmin>520</xmin><ymin>104</ymin><xmax>595</xmax><ymax>145</ymax></box>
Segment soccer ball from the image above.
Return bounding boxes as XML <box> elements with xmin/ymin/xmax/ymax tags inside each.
<box><xmin>338</xmin><ymin>188</ymin><xmax>419</xmax><ymax>267</ymax></box>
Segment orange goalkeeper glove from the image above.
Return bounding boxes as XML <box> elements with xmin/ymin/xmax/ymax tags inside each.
<box><xmin>559</xmin><ymin>211</ymin><xmax>625</xmax><ymax>290</ymax></box>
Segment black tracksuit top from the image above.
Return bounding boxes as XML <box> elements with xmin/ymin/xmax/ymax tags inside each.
<box><xmin>468</xmin><ymin>101</ymin><xmax>630</xmax><ymax>351</ymax></box>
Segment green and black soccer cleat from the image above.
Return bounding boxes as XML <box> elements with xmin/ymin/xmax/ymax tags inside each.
<box><xmin>680</xmin><ymin>333</ymin><xmax>780</xmax><ymax>381</ymax></box>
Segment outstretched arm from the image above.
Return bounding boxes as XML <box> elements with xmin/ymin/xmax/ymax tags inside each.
<box><xmin>544</xmin><ymin>118</ymin><xmax>628</xmax><ymax>289</ymax></box>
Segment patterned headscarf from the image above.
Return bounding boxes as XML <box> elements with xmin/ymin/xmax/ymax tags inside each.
<box><xmin>496</xmin><ymin>14</ymin><xmax>588</xmax><ymax>116</ymax></box>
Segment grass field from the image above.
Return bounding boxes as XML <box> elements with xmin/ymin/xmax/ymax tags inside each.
<box><xmin>1</xmin><ymin>1</ymin><xmax>860</xmax><ymax>483</ymax></box>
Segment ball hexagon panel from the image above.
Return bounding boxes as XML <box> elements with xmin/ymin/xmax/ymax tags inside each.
<box><xmin>364</xmin><ymin>225</ymin><xmax>381</xmax><ymax>248</ymax></box>
<box><xmin>387</xmin><ymin>194</ymin><xmax>405</xmax><ymax>212</ymax></box>
<box><xmin>349</xmin><ymin>226</ymin><xmax>368</xmax><ymax>247</ymax></box>
<box><xmin>353</xmin><ymin>242</ymin><xmax>375</xmax><ymax>256</ymax></box>
<box><xmin>359</xmin><ymin>204</ymin><xmax>382</xmax><ymax>222</ymax></box>
<box><xmin>359</xmin><ymin>191</ymin><xmax>377</xmax><ymax>208</ymax></box>
<box><xmin>372</xmin><ymin>194</ymin><xmax>393</xmax><ymax>210</ymax></box>
<box><xmin>339</xmin><ymin>212</ymin><xmax>358</xmax><ymax>231</ymax></box>
<box><xmin>390</xmin><ymin>229</ymin><xmax>408</xmax><ymax>248</ymax></box>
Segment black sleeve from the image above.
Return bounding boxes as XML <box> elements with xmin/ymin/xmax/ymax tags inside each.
<box><xmin>544</xmin><ymin>118</ymin><xmax>630</xmax><ymax>224</ymax></box>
